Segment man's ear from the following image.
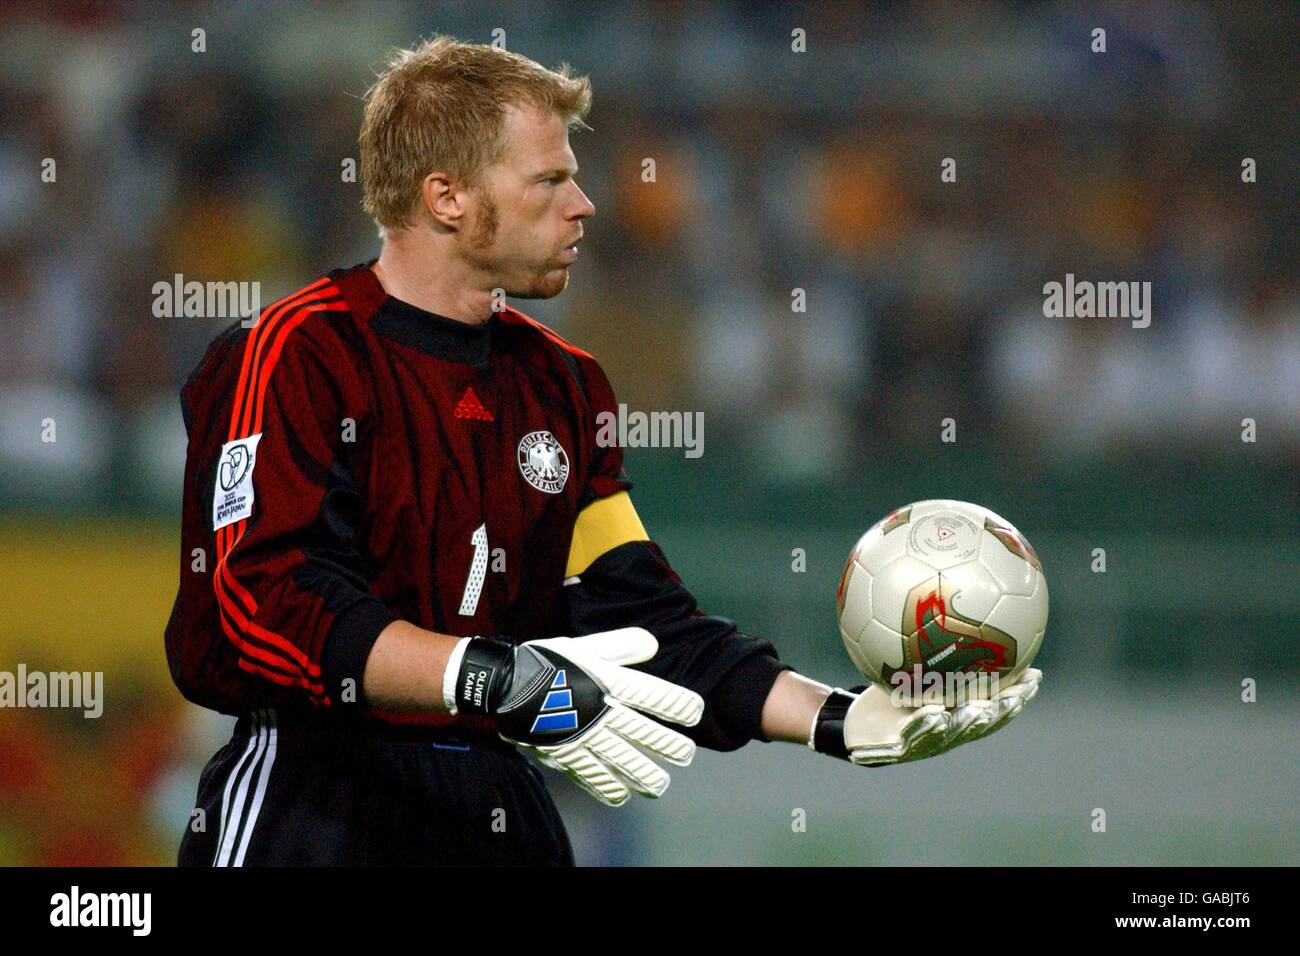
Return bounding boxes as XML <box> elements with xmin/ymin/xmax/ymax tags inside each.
<box><xmin>420</xmin><ymin>171</ymin><xmax>463</xmax><ymax>228</ymax></box>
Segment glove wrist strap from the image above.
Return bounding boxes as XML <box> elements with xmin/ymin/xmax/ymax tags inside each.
<box><xmin>454</xmin><ymin>637</ymin><xmax>514</xmax><ymax>715</ymax></box>
<box><xmin>812</xmin><ymin>688</ymin><xmax>859</xmax><ymax>760</ymax></box>
<box><xmin>442</xmin><ymin>638</ymin><xmax>472</xmax><ymax>713</ymax></box>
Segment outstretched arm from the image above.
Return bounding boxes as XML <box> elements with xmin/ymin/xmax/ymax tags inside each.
<box><xmin>565</xmin><ymin>357</ymin><xmax>1044</xmax><ymax>765</ymax></box>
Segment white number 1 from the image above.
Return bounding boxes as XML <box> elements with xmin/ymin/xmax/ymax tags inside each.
<box><xmin>458</xmin><ymin>523</ymin><xmax>489</xmax><ymax>616</ymax></box>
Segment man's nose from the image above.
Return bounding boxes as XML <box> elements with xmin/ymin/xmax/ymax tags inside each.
<box><xmin>570</xmin><ymin>184</ymin><xmax>595</xmax><ymax>219</ymax></box>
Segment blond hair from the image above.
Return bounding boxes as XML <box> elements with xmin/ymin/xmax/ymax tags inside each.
<box><xmin>360</xmin><ymin>35</ymin><xmax>592</xmax><ymax>231</ymax></box>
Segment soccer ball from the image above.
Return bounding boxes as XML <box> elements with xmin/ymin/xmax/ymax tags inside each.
<box><xmin>836</xmin><ymin>500</ymin><xmax>1048</xmax><ymax>697</ymax></box>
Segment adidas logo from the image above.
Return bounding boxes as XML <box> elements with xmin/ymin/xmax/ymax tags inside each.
<box><xmin>454</xmin><ymin>386</ymin><xmax>493</xmax><ymax>421</ymax></box>
<box><xmin>529</xmin><ymin>668</ymin><xmax>579</xmax><ymax>734</ymax></box>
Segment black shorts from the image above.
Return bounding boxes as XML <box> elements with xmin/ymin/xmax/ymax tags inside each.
<box><xmin>177</xmin><ymin>708</ymin><xmax>574</xmax><ymax>866</ymax></box>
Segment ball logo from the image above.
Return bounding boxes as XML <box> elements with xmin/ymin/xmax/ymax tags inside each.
<box><xmin>517</xmin><ymin>430</ymin><xmax>569</xmax><ymax>494</ymax></box>
<box><xmin>908</xmin><ymin>512</ymin><xmax>979</xmax><ymax>563</ymax></box>
<box><xmin>880</xmin><ymin>577</ymin><xmax>1017</xmax><ymax>683</ymax></box>
<box><xmin>219</xmin><ymin>443</ymin><xmax>253</xmax><ymax>492</ymax></box>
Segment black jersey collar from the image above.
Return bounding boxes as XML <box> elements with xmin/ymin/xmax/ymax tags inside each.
<box><xmin>339</xmin><ymin>262</ymin><xmax>497</xmax><ymax>368</ymax></box>
<box><xmin>371</xmin><ymin>294</ymin><xmax>497</xmax><ymax>368</ymax></box>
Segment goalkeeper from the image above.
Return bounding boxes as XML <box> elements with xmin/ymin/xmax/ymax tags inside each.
<box><xmin>165</xmin><ymin>36</ymin><xmax>1040</xmax><ymax>867</ymax></box>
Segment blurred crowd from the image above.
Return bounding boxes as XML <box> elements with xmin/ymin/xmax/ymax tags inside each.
<box><xmin>0</xmin><ymin>0</ymin><xmax>1295</xmax><ymax>499</ymax></box>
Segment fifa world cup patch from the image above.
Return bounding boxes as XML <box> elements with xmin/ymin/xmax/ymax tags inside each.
<box><xmin>212</xmin><ymin>434</ymin><xmax>263</xmax><ymax>531</ymax></box>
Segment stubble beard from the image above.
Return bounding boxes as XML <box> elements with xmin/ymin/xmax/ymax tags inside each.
<box><xmin>468</xmin><ymin>189</ymin><xmax>569</xmax><ymax>300</ymax></box>
<box><xmin>468</xmin><ymin>190</ymin><xmax>499</xmax><ymax>251</ymax></box>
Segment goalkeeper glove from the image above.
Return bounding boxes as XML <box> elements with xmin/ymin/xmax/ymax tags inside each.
<box><xmin>810</xmin><ymin>668</ymin><xmax>1042</xmax><ymax>766</ymax></box>
<box><xmin>446</xmin><ymin>627</ymin><xmax>704</xmax><ymax>806</ymax></box>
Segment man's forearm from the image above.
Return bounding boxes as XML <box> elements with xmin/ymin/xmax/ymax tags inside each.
<box><xmin>759</xmin><ymin>670</ymin><xmax>835</xmax><ymax>744</ymax></box>
<box><xmin>360</xmin><ymin>620</ymin><xmax>463</xmax><ymax>712</ymax></box>
<box><xmin>361</xmin><ymin>625</ymin><xmax>836</xmax><ymax>741</ymax></box>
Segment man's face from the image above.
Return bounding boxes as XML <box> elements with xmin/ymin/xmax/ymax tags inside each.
<box><xmin>461</xmin><ymin>103</ymin><xmax>595</xmax><ymax>299</ymax></box>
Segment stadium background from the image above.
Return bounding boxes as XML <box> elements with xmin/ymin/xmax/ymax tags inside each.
<box><xmin>0</xmin><ymin>0</ymin><xmax>1296</xmax><ymax>865</ymax></box>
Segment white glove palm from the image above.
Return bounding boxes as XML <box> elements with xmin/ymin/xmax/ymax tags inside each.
<box><xmin>814</xmin><ymin>668</ymin><xmax>1042</xmax><ymax>765</ymax></box>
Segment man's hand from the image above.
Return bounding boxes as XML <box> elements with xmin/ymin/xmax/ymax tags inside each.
<box><xmin>448</xmin><ymin>627</ymin><xmax>704</xmax><ymax>806</ymax></box>
<box><xmin>810</xmin><ymin>669</ymin><xmax>1042</xmax><ymax>766</ymax></box>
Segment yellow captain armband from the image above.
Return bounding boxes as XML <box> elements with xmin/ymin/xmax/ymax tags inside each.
<box><xmin>565</xmin><ymin>491</ymin><xmax>650</xmax><ymax>578</ymax></box>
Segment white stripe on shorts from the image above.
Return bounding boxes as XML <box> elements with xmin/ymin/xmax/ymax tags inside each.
<box><xmin>214</xmin><ymin>709</ymin><xmax>275</xmax><ymax>867</ymax></box>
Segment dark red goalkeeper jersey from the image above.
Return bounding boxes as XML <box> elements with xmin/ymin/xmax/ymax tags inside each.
<box><xmin>164</xmin><ymin>262</ymin><xmax>791</xmax><ymax>750</ymax></box>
